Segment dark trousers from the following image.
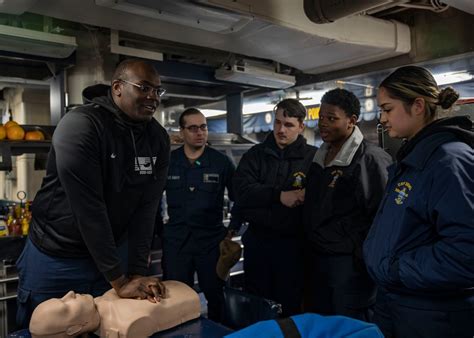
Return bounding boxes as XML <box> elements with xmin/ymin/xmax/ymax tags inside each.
<box><xmin>15</xmin><ymin>239</ymin><xmax>111</xmax><ymax>329</ymax></box>
<box><xmin>162</xmin><ymin>241</ymin><xmax>224</xmax><ymax>323</ymax></box>
<box><xmin>306</xmin><ymin>251</ymin><xmax>376</xmax><ymax>321</ymax></box>
<box><xmin>242</xmin><ymin>230</ymin><xmax>304</xmax><ymax>317</ymax></box>
<box><xmin>374</xmin><ymin>288</ymin><xmax>474</xmax><ymax>338</ymax></box>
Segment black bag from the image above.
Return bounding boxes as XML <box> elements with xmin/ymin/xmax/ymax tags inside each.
<box><xmin>222</xmin><ymin>286</ymin><xmax>282</xmax><ymax>330</ymax></box>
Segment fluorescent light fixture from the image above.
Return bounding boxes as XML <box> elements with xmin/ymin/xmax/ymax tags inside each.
<box><xmin>110</xmin><ymin>30</ymin><xmax>163</xmax><ymax>61</ymax></box>
<box><xmin>215</xmin><ymin>64</ymin><xmax>296</xmax><ymax>89</ymax></box>
<box><xmin>201</xmin><ymin>109</ymin><xmax>226</xmax><ymax>118</ymax></box>
<box><xmin>243</xmin><ymin>102</ymin><xmax>276</xmax><ymax>114</ymax></box>
<box><xmin>299</xmin><ymin>90</ymin><xmax>326</xmax><ymax>106</ymax></box>
<box><xmin>433</xmin><ymin>71</ymin><xmax>473</xmax><ymax>85</ymax></box>
<box><xmin>95</xmin><ymin>0</ymin><xmax>252</xmax><ymax>33</ymax></box>
<box><xmin>0</xmin><ymin>24</ymin><xmax>77</xmax><ymax>58</ymax></box>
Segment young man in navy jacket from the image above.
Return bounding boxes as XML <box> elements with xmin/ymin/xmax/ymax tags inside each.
<box><xmin>303</xmin><ymin>88</ymin><xmax>392</xmax><ymax>320</ymax></box>
<box><xmin>233</xmin><ymin>99</ymin><xmax>317</xmax><ymax>316</ymax></box>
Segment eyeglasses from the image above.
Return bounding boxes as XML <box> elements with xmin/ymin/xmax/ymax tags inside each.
<box><xmin>119</xmin><ymin>79</ymin><xmax>166</xmax><ymax>97</ymax></box>
<box><xmin>182</xmin><ymin>124</ymin><xmax>208</xmax><ymax>133</ymax></box>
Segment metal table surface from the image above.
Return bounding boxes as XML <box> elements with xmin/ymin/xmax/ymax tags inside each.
<box><xmin>7</xmin><ymin>317</ymin><xmax>233</xmax><ymax>338</ymax></box>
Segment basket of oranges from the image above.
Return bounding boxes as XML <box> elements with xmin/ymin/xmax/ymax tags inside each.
<box><xmin>0</xmin><ymin>121</ymin><xmax>49</xmax><ymax>142</ymax></box>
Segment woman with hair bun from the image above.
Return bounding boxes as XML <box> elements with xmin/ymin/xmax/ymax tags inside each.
<box><xmin>363</xmin><ymin>65</ymin><xmax>474</xmax><ymax>338</ymax></box>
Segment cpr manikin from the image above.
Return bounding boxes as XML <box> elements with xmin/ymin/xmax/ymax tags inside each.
<box><xmin>30</xmin><ymin>280</ymin><xmax>201</xmax><ymax>338</ymax></box>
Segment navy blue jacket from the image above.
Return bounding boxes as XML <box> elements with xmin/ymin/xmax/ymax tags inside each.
<box><xmin>364</xmin><ymin>117</ymin><xmax>474</xmax><ymax>295</ymax></box>
<box><xmin>163</xmin><ymin>146</ymin><xmax>235</xmax><ymax>252</ymax></box>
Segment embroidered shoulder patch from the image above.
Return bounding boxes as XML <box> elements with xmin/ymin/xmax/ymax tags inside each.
<box><xmin>394</xmin><ymin>181</ymin><xmax>412</xmax><ymax>205</ymax></box>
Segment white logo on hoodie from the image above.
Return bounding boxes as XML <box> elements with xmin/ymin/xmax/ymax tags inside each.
<box><xmin>135</xmin><ymin>157</ymin><xmax>157</xmax><ymax>175</ymax></box>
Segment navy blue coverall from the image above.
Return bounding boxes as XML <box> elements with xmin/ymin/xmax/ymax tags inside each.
<box><xmin>161</xmin><ymin>146</ymin><xmax>235</xmax><ymax>322</ymax></box>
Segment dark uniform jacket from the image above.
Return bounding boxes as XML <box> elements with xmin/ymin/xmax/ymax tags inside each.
<box><xmin>163</xmin><ymin>146</ymin><xmax>235</xmax><ymax>253</ymax></box>
<box><xmin>29</xmin><ymin>84</ymin><xmax>170</xmax><ymax>281</ymax></box>
<box><xmin>304</xmin><ymin>126</ymin><xmax>392</xmax><ymax>257</ymax></box>
<box><xmin>364</xmin><ymin>117</ymin><xmax>474</xmax><ymax>297</ymax></box>
<box><xmin>233</xmin><ymin>134</ymin><xmax>317</xmax><ymax>238</ymax></box>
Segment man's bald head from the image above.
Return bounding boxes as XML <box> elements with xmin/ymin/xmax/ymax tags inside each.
<box><xmin>112</xmin><ymin>59</ymin><xmax>159</xmax><ymax>83</ymax></box>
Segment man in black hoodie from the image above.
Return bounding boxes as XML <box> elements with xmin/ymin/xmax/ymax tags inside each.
<box><xmin>16</xmin><ymin>59</ymin><xmax>170</xmax><ymax>328</ymax></box>
<box><xmin>233</xmin><ymin>99</ymin><xmax>317</xmax><ymax>316</ymax></box>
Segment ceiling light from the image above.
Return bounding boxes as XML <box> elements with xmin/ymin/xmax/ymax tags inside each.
<box><xmin>215</xmin><ymin>64</ymin><xmax>296</xmax><ymax>89</ymax></box>
<box><xmin>243</xmin><ymin>102</ymin><xmax>276</xmax><ymax>115</ymax></box>
<box><xmin>433</xmin><ymin>71</ymin><xmax>473</xmax><ymax>85</ymax></box>
<box><xmin>200</xmin><ymin>109</ymin><xmax>226</xmax><ymax>118</ymax></box>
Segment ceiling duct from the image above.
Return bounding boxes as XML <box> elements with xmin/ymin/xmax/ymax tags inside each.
<box><xmin>0</xmin><ymin>0</ymin><xmax>38</xmax><ymax>15</ymax></box>
<box><xmin>27</xmin><ymin>0</ymin><xmax>411</xmax><ymax>75</ymax></box>
<box><xmin>215</xmin><ymin>64</ymin><xmax>296</xmax><ymax>89</ymax></box>
<box><xmin>0</xmin><ymin>24</ymin><xmax>77</xmax><ymax>58</ymax></box>
<box><xmin>440</xmin><ymin>0</ymin><xmax>474</xmax><ymax>14</ymax></box>
<box><xmin>304</xmin><ymin>0</ymin><xmax>400</xmax><ymax>23</ymax></box>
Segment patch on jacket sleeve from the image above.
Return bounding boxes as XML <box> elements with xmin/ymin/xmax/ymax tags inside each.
<box><xmin>394</xmin><ymin>181</ymin><xmax>412</xmax><ymax>205</ymax></box>
<box><xmin>292</xmin><ymin>172</ymin><xmax>306</xmax><ymax>188</ymax></box>
<box><xmin>328</xmin><ymin>169</ymin><xmax>343</xmax><ymax>188</ymax></box>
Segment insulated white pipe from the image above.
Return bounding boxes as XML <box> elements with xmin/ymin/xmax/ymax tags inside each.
<box><xmin>440</xmin><ymin>0</ymin><xmax>474</xmax><ymax>14</ymax></box>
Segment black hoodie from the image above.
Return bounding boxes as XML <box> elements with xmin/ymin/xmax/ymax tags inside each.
<box><xmin>29</xmin><ymin>84</ymin><xmax>170</xmax><ymax>281</ymax></box>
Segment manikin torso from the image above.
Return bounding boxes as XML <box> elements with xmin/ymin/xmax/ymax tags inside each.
<box><xmin>30</xmin><ymin>280</ymin><xmax>201</xmax><ymax>338</ymax></box>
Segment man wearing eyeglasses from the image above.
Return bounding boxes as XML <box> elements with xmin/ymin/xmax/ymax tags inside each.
<box><xmin>158</xmin><ymin>108</ymin><xmax>235</xmax><ymax>323</ymax></box>
<box><xmin>16</xmin><ymin>59</ymin><xmax>170</xmax><ymax>328</ymax></box>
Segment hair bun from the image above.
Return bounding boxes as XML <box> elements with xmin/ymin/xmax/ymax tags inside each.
<box><xmin>438</xmin><ymin>87</ymin><xmax>459</xmax><ymax>109</ymax></box>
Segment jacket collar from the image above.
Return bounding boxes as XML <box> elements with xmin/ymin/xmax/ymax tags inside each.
<box><xmin>263</xmin><ymin>133</ymin><xmax>308</xmax><ymax>159</ymax></box>
<box><xmin>177</xmin><ymin>146</ymin><xmax>210</xmax><ymax>168</ymax></box>
<box><xmin>401</xmin><ymin>132</ymin><xmax>456</xmax><ymax>170</ymax></box>
<box><xmin>396</xmin><ymin>116</ymin><xmax>473</xmax><ymax>169</ymax></box>
<box><xmin>313</xmin><ymin>126</ymin><xmax>363</xmax><ymax>167</ymax></box>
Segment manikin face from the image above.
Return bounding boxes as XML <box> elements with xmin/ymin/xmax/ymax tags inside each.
<box><xmin>112</xmin><ymin>62</ymin><xmax>163</xmax><ymax>122</ymax></box>
<box><xmin>377</xmin><ymin>87</ymin><xmax>425</xmax><ymax>140</ymax></box>
<box><xmin>318</xmin><ymin>103</ymin><xmax>356</xmax><ymax>145</ymax></box>
<box><xmin>273</xmin><ymin>108</ymin><xmax>304</xmax><ymax>149</ymax></box>
<box><xmin>179</xmin><ymin>113</ymin><xmax>208</xmax><ymax>149</ymax></box>
<box><xmin>30</xmin><ymin>291</ymin><xmax>100</xmax><ymax>337</ymax></box>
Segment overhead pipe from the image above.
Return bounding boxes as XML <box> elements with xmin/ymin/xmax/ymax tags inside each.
<box><xmin>304</xmin><ymin>0</ymin><xmax>398</xmax><ymax>24</ymax></box>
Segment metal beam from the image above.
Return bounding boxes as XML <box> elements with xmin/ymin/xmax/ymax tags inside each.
<box><xmin>226</xmin><ymin>92</ymin><xmax>243</xmax><ymax>135</ymax></box>
<box><xmin>150</xmin><ymin>60</ymin><xmax>225</xmax><ymax>85</ymax></box>
<box><xmin>50</xmin><ymin>70</ymin><xmax>66</xmax><ymax>125</ymax></box>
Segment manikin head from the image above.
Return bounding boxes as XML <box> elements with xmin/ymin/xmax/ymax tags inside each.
<box><xmin>30</xmin><ymin>291</ymin><xmax>100</xmax><ymax>338</ymax></box>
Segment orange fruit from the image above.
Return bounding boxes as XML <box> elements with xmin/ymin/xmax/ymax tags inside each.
<box><xmin>0</xmin><ymin>126</ymin><xmax>6</xmax><ymax>140</ymax></box>
<box><xmin>4</xmin><ymin>120</ymin><xmax>19</xmax><ymax>129</ymax></box>
<box><xmin>6</xmin><ymin>125</ymin><xmax>25</xmax><ymax>140</ymax></box>
<box><xmin>25</xmin><ymin>130</ymin><xmax>45</xmax><ymax>141</ymax></box>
